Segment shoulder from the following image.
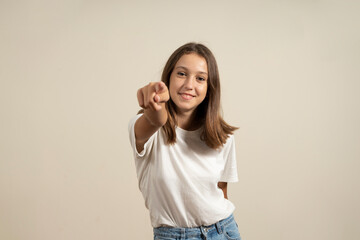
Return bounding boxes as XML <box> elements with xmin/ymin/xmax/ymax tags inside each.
<box><xmin>225</xmin><ymin>134</ymin><xmax>235</xmax><ymax>145</ymax></box>
<box><xmin>220</xmin><ymin>134</ymin><xmax>235</xmax><ymax>152</ymax></box>
<box><xmin>128</xmin><ymin>113</ymin><xmax>142</xmax><ymax>128</ymax></box>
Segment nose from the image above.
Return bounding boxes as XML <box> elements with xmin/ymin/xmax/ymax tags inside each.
<box><xmin>183</xmin><ymin>75</ymin><xmax>194</xmax><ymax>90</ymax></box>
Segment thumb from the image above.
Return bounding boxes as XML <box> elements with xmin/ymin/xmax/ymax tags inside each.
<box><xmin>154</xmin><ymin>94</ymin><xmax>160</xmax><ymax>103</ymax></box>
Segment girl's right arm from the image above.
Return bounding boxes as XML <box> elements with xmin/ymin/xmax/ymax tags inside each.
<box><xmin>134</xmin><ymin>82</ymin><xmax>169</xmax><ymax>153</ymax></box>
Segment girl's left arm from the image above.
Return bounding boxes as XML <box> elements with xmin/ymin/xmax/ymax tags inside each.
<box><xmin>218</xmin><ymin>182</ymin><xmax>228</xmax><ymax>199</ymax></box>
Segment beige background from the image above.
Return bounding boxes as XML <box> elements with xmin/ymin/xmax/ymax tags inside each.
<box><xmin>1</xmin><ymin>0</ymin><xmax>359</xmax><ymax>239</ymax></box>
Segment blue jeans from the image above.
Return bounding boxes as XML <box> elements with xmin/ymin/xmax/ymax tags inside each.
<box><xmin>153</xmin><ymin>214</ymin><xmax>241</xmax><ymax>240</ymax></box>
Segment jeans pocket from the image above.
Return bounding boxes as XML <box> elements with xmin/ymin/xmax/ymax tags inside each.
<box><xmin>223</xmin><ymin>221</ymin><xmax>241</xmax><ymax>240</ymax></box>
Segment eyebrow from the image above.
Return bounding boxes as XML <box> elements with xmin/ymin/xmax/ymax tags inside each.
<box><xmin>175</xmin><ymin>66</ymin><xmax>208</xmax><ymax>75</ymax></box>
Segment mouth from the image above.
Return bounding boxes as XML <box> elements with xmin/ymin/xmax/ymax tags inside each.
<box><xmin>179</xmin><ymin>93</ymin><xmax>195</xmax><ymax>100</ymax></box>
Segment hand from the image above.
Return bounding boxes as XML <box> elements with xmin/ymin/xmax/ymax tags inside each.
<box><xmin>137</xmin><ymin>82</ymin><xmax>170</xmax><ymax>111</ymax></box>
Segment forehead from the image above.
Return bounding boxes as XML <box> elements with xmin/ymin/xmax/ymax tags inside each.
<box><xmin>175</xmin><ymin>53</ymin><xmax>208</xmax><ymax>73</ymax></box>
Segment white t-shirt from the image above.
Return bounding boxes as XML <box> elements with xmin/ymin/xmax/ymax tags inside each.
<box><xmin>128</xmin><ymin>114</ymin><xmax>238</xmax><ymax>228</ymax></box>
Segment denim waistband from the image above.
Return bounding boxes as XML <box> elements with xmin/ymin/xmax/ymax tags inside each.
<box><xmin>153</xmin><ymin>214</ymin><xmax>235</xmax><ymax>238</ymax></box>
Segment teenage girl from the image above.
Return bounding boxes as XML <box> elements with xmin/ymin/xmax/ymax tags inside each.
<box><xmin>128</xmin><ymin>42</ymin><xmax>241</xmax><ymax>240</ymax></box>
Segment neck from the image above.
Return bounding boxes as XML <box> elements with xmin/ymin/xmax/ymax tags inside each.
<box><xmin>176</xmin><ymin>110</ymin><xmax>199</xmax><ymax>131</ymax></box>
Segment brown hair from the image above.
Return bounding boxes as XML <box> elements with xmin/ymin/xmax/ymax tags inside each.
<box><xmin>161</xmin><ymin>42</ymin><xmax>238</xmax><ymax>149</ymax></box>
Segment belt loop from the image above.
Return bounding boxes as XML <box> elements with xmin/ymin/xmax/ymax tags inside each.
<box><xmin>200</xmin><ymin>226</ymin><xmax>207</xmax><ymax>240</ymax></box>
<box><xmin>215</xmin><ymin>221</ymin><xmax>222</xmax><ymax>234</ymax></box>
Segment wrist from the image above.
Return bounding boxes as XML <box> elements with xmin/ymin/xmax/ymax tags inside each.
<box><xmin>143</xmin><ymin>108</ymin><xmax>167</xmax><ymax>128</ymax></box>
<box><xmin>143</xmin><ymin>111</ymin><xmax>157</xmax><ymax>127</ymax></box>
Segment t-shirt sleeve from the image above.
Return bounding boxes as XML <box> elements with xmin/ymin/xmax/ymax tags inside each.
<box><xmin>219</xmin><ymin>135</ymin><xmax>239</xmax><ymax>183</ymax></box>
<box><xmin>128</xmin><ymin>113</ymin><xmax>157</xmax><ymax>158</ymax></box>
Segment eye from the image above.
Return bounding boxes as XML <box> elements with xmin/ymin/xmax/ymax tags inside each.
<box><xmin>177</xmin><ymin>72</ymin><xmax>186</xmax><ymax>77</ymax></box>
<box><xmin>197</xmin><ymin>76</ymin><xmax>206</xmax><ymax>81</ymax></box>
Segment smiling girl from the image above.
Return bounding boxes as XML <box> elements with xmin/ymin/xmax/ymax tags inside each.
<box><xmin>128</xmin><ymin>42</ymin><xmax>241</xmax><ymax>240</ymax></box>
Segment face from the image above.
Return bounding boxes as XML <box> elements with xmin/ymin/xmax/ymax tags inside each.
<box><xmin>169</xmin><ymin>53</ymin><xmax>208</xmax><ymax>115</ymax></box>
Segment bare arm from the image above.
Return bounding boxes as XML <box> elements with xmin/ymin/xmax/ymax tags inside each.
<box><xmin>218</xmin><ymin>182</ymin><xmax>228</xmax><ymax>199</ymax></box>
<box><xmin>135</xmin><ymin>82</ymin><xmax>169</xmax><ymax>153</ymax></box>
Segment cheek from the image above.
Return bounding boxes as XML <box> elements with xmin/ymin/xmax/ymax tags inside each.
<box><xmin>168</xmin><ymin>77</ymin><xmax>177</xmax><ymax>97</ymax></box>
<box><xmin>169</xmin><ymin>83</ymin><xmax>177</xmax><ymax>97</ymax></box>
<box><xmin>169</xmin><ymin>89</ymin><xmax>176</xmax><ymax>100</ymax></box>
<box><xmin>197</xmin><ymin>85</ymin><xmax>207</xmax><ymax>97</ymax></box>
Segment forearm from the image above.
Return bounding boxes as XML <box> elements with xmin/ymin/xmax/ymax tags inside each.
<box><xmin>134</xmin><ymin>103</ymin><xmax>167</xmax><ymax>152</ymax></box>
<box><xmin>143</xmin><ymin>104</ymin><xmax>168</xmax><ymax>128</ymax></box>
<box><xmin>135</xmin><ymin>81</ymin><xmax>169</xmax><ymax>153</ymax></box>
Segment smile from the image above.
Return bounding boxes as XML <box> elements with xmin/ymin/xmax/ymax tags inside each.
<box><xmin>179</xmin><ymin>93</ymin><xmax>195</xmax><ymax>100</ymax></box>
